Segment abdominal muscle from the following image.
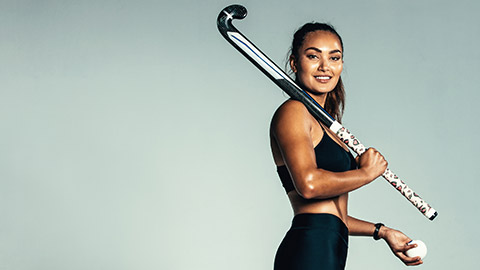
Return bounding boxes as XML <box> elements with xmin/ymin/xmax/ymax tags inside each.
<box><xmin>287</xmin><ymin>190</ymin><xmax>349</xmax><ymax>225</ymax></box>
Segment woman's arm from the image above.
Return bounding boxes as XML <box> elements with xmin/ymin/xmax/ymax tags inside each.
<box><xmin>271</xmin><ymin>100</ymin><xmax>387</xmax><ymax>199</ymax></box>
<box><xmin>347</xmin><ymin>216</ymin><xmax>423</xmax><ymax>266</ymax></box>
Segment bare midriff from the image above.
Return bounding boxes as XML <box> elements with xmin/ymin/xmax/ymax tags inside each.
<box><xmin>287</xmin><ymin>191</ymin><xmax>348</xmax><ymax>225</ymax></box>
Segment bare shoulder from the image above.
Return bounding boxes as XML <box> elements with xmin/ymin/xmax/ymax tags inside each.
<box><xmin>270</xmin><ymin>99</ymin><xmax>313</xmax><ymax>137</ymax></box>
<box><xmin>271</xmin><ymin>99</ymin><xmax>310</xmax><ymax>125</ymax></box>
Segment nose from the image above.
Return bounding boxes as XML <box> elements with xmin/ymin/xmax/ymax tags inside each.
<box><xmin>317</xmin><ymin>57</ymin><xmax>329</xmax><ymax>71</ymax></box>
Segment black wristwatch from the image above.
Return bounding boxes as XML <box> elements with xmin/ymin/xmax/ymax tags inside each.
<box><xmin>373</xmin><ymin>223</ymin><xmax>384</xmax><ymax>240</ymax></box>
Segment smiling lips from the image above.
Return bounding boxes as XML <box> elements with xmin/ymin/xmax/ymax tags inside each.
<box><xmin>314</xmin><ymin>75</ymin><xmax>332</xmax><ymax>83</ymax></box>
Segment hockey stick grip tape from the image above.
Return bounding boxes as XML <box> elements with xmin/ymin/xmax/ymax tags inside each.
<box><xmin>332</xmin><ymin>123</ymin><xmax>437</xmax><ymax>220</ymax></box>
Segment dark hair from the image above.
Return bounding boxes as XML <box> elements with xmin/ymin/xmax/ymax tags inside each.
<box><xmin>289</xmin><ymin>22</ymin><xmax>345</xmax><ymax>123</ymax></box>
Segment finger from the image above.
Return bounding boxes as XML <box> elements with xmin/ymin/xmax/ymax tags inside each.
<box><xmin>402</xmin><ymin>239</ymin><xmax>415</xmax><ymax>252</ymax></box>
<box><xmin>406</xmin><ymin>259</ymin><xmax>423</xmax><ymax>266</ymax></box>
<box><xmin>396</xmin><ymin>252</ymin><xmax>419</xmax><ymax>264</ymax></box>
<box><xmin>401</xmin><ymin>254</ymin><xmax>422</xmax><ymax>264</ymax></box>
<box><xmin>378</xmin><ymin>152</ymin><xmax>387</xmax><ymax>162</ymax></box>
<box><xmin>403</xmin><ymin>243</ymin><xmax>418</xmax><ymax>252</ymax></box>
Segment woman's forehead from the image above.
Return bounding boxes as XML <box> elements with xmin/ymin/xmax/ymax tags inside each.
<box><xmin>302</xmin><ymin>31</ymin><xmax>342</xmax><ymax>51</ymax></box>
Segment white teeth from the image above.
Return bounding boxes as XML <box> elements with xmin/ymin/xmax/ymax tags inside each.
<box><xmin>315</xmin><ymin>76</ymin><xmax>330</xmax><ymax>80</ymax></box>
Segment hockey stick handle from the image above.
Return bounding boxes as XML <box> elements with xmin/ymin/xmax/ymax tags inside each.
<box><xmin>334</xmin><ymin>126</ymin><xmax>437</xmax><ymax>220</ymax></box>
<box><xmin>217</xmin><ymin>5</ymin><xmax>437</xmax><ymax>220</ymax></box>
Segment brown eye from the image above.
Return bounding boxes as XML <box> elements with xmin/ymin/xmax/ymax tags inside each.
<box><xmin>307</xmin><ymin>54</ymin><xmax>318</xmax><ymax>59</ymax></box>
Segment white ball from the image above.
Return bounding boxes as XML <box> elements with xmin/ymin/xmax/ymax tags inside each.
<box><xmin>405</xmin><ymin>240</ymin><xmax>427</xmax><ymax>260</ymax></box>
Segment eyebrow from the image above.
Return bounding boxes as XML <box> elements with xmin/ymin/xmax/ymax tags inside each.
<box><xmin>305</xmin><ymin>47</ymin><xmax>342</xmax><ymax>54</ymax></box>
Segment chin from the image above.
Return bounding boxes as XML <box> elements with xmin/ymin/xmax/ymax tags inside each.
<box><xmin>299</xmin><ymin>81</ymin><xmax>336</xmax><ymax>95</ymax></box>
<box><xmin>311</xmin><ymin>87</ymin><xmax>335</xmax><ymax>95</ymax></box>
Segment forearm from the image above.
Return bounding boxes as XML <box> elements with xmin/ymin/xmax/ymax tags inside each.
<box><xmin>347</xmin><ymin>215</ymin><xmax>388</xmax><ymax>238</ymax></box>
<box><xmin>294</xmin><ymin>168</ymin><xmax>372</xmax><ymax>199</ymax></box>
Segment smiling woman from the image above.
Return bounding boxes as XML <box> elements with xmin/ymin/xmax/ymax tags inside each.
<box><xmin>289</xmin><ymin>23</ymin><xmax>346</xmax><ymax>124</ymax></box>
<box><xmin>270</xmin><ymin>23</ymin><xmax>423</xmax><ymax>270</ymax></box>
<box><xmin>291</xmin><ymin>32</ymin><xmax>343</xmax><ymax>93</ymax></box>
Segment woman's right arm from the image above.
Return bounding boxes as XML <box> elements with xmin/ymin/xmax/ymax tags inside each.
<box><xmin>271</xmin><ymin>100</ymin><xmax>387</xmax><ymax>199</ymax></box>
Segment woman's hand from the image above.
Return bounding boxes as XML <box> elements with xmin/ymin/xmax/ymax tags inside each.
<box><xmin>381</xmin><ymin>227</ymin><xmax>423</xmax><ymax>266</ymax></box>
<box><xmin>356</xmin><ymin>148</ymin><xmax>387</xmax><ymax>182</ymax></box>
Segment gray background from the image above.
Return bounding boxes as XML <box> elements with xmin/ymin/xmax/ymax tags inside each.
<box><xmin>1</xmin><ymin>0</ymin><xmax>478</xmax><ymax>269</ymax></box>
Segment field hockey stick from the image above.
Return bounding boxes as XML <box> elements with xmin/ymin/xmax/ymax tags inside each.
<box><xmin>217</xmin><ymin>4</ymin><xmax>437</xmax><ymax>221</ymax></box>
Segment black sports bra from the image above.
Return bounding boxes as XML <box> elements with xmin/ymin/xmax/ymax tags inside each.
<box><xmin>277</xmin><ymin>133</ymin><xmax>357</xmax><ymax>194</ymax></box>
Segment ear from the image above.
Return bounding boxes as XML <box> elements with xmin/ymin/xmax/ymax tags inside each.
<box><xmin>289</xmin><ymin>55</ymin><xmax>297</xmax><ymax>73</ymax></box>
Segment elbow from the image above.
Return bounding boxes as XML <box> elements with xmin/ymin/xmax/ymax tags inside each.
<box><xmin>297</xmin><ymin>185</ymin><xmax>316</xmax><ymax>199</ymax></box>
<box><xmin>295</xmin><ymin>170</ymin><xmax>334</xmax><ymax>199</ymax></box>
<box><xmin>295</xmin><ymin>172</ymin><xmax>319</xmax><ymax>199</ymax></box>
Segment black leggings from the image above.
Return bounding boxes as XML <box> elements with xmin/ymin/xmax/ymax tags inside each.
<box><xmin>274</xmin><ymin>213</ymin><xmax>349</xmax><ymax>270</ymax></box>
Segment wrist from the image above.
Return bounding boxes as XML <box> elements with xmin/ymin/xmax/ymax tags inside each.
<box><xmin>358</xmin><ymin>168</ymin><xmax>373</xmax><ymax>183</ymax></box>
<box><xmin>378</xmin><ymin>225</ymin><xmax>390</xmax><ymax>240</ymax></box>
<box><xmin>373</xmin><ymin>223</ymin><xmax>384</xmax><ymax>240</ymax></box>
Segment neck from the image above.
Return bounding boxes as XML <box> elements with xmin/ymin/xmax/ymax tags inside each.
<box><xmin>310</xmin><ymin>92</ymin><xmax>328</xmax><ymax>108</ymax></box>
<box><xmin>295</xmin><ymin>79</ymin><xmax>329</xmax><ymax>107</ymax></box>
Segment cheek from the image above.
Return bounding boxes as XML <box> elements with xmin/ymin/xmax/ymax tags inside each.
<box><xmin>335</xmin><ymin>63</ymin><xmax>343</xmax><ymax>74</ymax></box>
<box><xmin>297</xmin><ymin>63</ymin><xmax>314</xmax><ymax>78</ymax></box>
<box><xmin>298</xmin><ymin>62</ymin><xmax>311</xmax><ymax>73</ymax></box>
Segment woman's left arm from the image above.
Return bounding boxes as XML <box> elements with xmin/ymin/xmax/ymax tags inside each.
<box><xmin>347</xmin><ymin>216</ymin><xmax>423</xmax><ymax>266</ymax></box>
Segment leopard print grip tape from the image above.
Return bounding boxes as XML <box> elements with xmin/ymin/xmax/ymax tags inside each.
<box><xmin>335</xmin><ymin>126</ymin><xmax>438</xmax><ymax>220</ymax></box>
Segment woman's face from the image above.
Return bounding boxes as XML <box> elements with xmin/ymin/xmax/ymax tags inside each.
<box><xmin>291</xmin><ymin>30</ymin><xmax>343</xmax><ymax>96</ymax></box>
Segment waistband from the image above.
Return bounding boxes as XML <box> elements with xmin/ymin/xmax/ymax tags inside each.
<box><xmin>291</xmin><ymin>213</ymin><xmax>349</xmax><ymax>237</ymax></box>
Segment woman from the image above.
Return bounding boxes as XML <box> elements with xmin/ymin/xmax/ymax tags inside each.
<box><xmin>270</xmin><ymin>23</ymin><xmax>423</xmax><ymax>270</ymax></box>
